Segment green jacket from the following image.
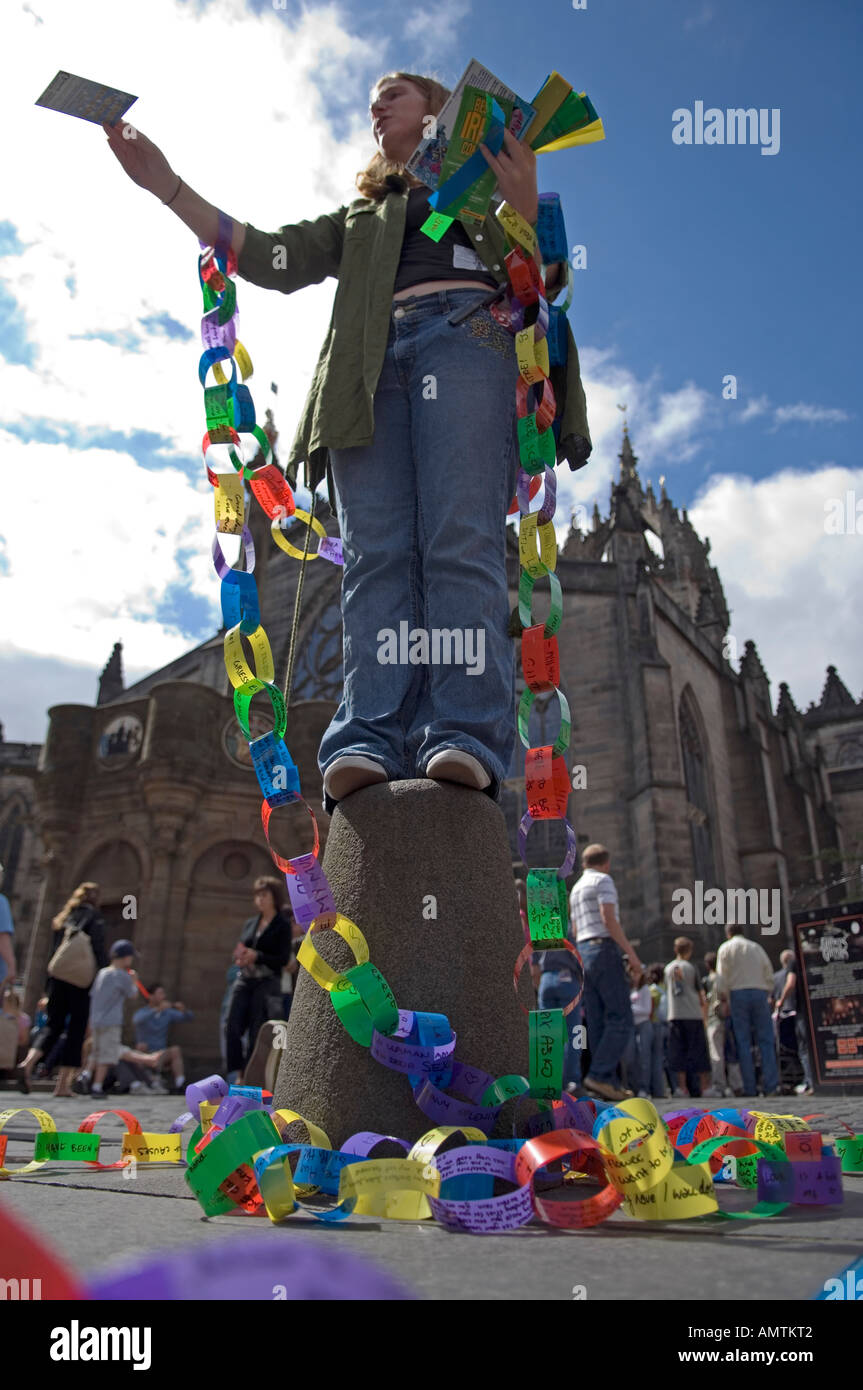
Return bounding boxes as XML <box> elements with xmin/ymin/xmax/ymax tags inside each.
<box><xmin>237</xmin><ymin>185</ymin><xmax>592</xmax><ymax>510</ymax></box>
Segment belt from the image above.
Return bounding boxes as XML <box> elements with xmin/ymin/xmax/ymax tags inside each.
<box><xmin>446</xmin><ymin>284</ymin><xmax>507</xmax><ymax>325</ymax></box>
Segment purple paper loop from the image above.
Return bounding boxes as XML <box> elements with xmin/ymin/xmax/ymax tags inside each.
<box><xmin>519</xmin><ymin>812</ymin><xmax>577</xmax><ymax>877</ymax></box>
<box><xmin>185</xmin><ymin>1074</ymin><xmax>229</xmax><ymax>1115</ymax></box>
<box><xmin>517</xmin><ymin>465</ymin><xmax>557</xmax><ymax>524</ymax></box>
<box><xmin>341</xmin><ymin>1131</ymin><xmax>411</xmax><ymax>1158</ymax></box>
<box><xmin>370</xmin><ymin>1028</ymin><xmax>457</xmax><ymax>1076</ymax></box>
<box><xmin>427</xmin><ymin>1145</ymin><xmax>533</xmax><ymax>1232</ymax></box>
<box><xmin>168</xmin><ymin>1110</ymin><xmax>195</xmax><ymax>1134</ymax></box>
<box><xmin>212</xmin><ymin>527</ymin><xmax>255</xmax><ymax>580</ymax></box>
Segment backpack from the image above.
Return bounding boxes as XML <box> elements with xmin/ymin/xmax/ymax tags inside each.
<box><xmin>48</xmin><ymin>907</ymin><xmax>98</xmax><ymax>989</ymax></box>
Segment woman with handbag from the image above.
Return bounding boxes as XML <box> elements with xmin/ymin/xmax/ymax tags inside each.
<box><xmin>16</xmin><ymin>881</ymin><xmax>107</xmax><ymax>1096</ymax></box>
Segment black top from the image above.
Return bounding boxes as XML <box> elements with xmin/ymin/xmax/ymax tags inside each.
<box><xmin>392</xmin><ymin>186</ymin><xmax>499</xmax><ymax>295</ymax></box>
<box><xmin>238</xmin><ymin>910</ymin><xmax>293</xmax><ymax>979</ymax></box>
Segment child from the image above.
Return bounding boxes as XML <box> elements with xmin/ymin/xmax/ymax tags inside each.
<box><xmin>626</xmin><ymin>967</ymin><xmax>653</xmax><ymax>1098</ymax></box>
<box><xmin>663</xmin><ymin>937</ymin><xmax>714</xmax><ymax>1098</ymax></box>
<box><xmin>83</xmin><ymin>941</ymin><xmax>164</xmax><ymax>1097</ymax></box>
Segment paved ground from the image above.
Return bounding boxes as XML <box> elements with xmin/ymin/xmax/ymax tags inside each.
<box><xmin>1</xmin><ymin>1088</ymin><xmax>861</xmax><ymax>1302</ymax></box>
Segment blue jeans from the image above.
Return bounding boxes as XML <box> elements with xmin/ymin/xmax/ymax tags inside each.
<box><xmin>579</xmin><ymin>937</ymin><xmax>634</xmax><ymax>1084</ymax></box>
<box><xmin>537</xmin><ymin>972</ymin><xmax>583</xmax><ymax>1088</ymax></box>
<box><xmin>622</xmin><ymin>1018</ymin><xmax>654</xmax><ymax>1094</ymax></box>
<box><xmin>320</xmin><ymin>288</ymin><xmax>520</xmax><ymax>802</ymax></box>
<box><xmin>729</xmin><ymin>988</ymin><xmax>778</xmax><ymax>1094</ymax></box>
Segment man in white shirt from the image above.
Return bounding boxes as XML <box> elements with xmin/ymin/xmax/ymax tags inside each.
<box><xmin>569</xmin><ymin>843</ymin><xmax>642</xmax><ymax>1103</ymax></box>
<box><xmin>715</xmin><ymin>924</ymin><xmax>779</xmax><ymax>1096</ymax></box>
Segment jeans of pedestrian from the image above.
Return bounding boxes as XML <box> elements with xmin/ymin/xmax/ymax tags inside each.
<box><xmin>622</xmin><ymin>1018</ymin><xmax>653</xmax><ymax>1094</ymax></box>
<box><xmin>579</xmin><ymin>937</ymin><xmax>634</xmax><ymax>1085</ymax></box>
<box><xmin>321</xmin><ymin>288</ymin><xmax>520</xmax><ymax>804</ymax></box>
<box><xmin>706</xmin><ymin>1016</ymin><xmax>728</xmax><ymax>1090</ymax></box>
<box><xmin>729</xmin><ymin>988</ymin><xmax>779</xmax><ymax>1094</ymax></box>
<box><xmin>537</xmin><ymin>972</ymin><xmax>583</xmax><ymax>1088</ymax></box>
<box><xmin>225</xmin><ymin>976</ymin><xmax>279</xmax><ymax>1076</ymax></box>
<box><xmin>794</xmin><ymin>1013</ymin><xmax>814</xmax><ymax>1088</ymax></box>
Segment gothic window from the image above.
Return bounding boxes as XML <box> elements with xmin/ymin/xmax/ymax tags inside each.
<box><xmin>679</xmin><ymin>691</ymin><xmax>717</xmax><ymax>888</ymax></box>
<box><xmin>290</xmin><ymin>596</ymin><xmax>344</xmax><ymax>702</ymax></box>
<box><xmin>836</xmin><ymin>737</ymin><xmax>863</xmax><ymax>768</ymax></box>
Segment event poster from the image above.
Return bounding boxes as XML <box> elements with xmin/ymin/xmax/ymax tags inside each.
<box><xmin>793</xmin><ymin>901</ymin><xmax>863</xmax><ymax>1090</ymax></box>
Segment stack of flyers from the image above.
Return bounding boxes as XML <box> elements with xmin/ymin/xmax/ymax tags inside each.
<box><xmin>406</xmin><ymin>58</ymin><xmax>535</xmax><ymax>200</ymax></box>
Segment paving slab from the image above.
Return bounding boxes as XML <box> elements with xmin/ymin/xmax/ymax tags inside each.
<box><xmin>1</xmin><ymin>1091</ymin><xmax>861</xmax><ymax>1302</ymax></box>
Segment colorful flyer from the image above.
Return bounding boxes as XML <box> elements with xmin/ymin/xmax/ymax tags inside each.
<box><xmin>35</xmin><ymin>71</ymin><xmax>138</xmax><ymax>126</ymax></box>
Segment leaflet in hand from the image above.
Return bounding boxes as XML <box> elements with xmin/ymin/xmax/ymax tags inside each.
<box><xmin>35</xmin><ymin>71</ymin><xmax>138</xmax><ymax>126</ymax></box>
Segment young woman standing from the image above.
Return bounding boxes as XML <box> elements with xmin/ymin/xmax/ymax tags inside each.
<box><xmin>103</xmin><ymin>70</ymin><xmax>591</xmax><ymax>815</ymax></box>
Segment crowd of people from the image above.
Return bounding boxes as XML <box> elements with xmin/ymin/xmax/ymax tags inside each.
<box><xmin>523</xmin><ymin>843</ymin><xmax>815</xmax><ymax>1105</ymax></box>
<box><xmin>0</xmin><ymin>870</ymin><xmax>306</xmax><ymax>1096</ymax></box>
<box><xmin>0</xmin><ymin>852</ymin><xmax>817</xmax><ymax>1103</ymax></box>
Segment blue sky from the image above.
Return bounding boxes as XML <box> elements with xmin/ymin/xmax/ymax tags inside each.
<box><xmin>1</xmin><ymin>0</ymin><xmax>860</xmax><ymax>741</ymax></box>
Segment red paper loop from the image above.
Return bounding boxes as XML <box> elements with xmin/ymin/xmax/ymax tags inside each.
<box><xmin>515</xmin><ymin>1129</ymin><xmax>623</xmax><ymax>1228</ymax></box>
<box><xmin>261</xmin><ymin>798</ymin><xmax>321</xmax><ymax>874</ymax></box>
<box><xmin>78</xmin><ymin>1108</ymin><xmax>142</xmax><ymax>1171</ymax></box>
<box><xmin>524</xmin><ymin>745</ymin><xmax>570</xmax><ymax>819</ymax></box>
<box><xmin>516</xmin><ymin>375</ymin><xmax>556</xmax><ymax>430</ymax></box>
<box><xmin>513</xmin><ymin>939</ymin><xmax>582</xmax><ymax>1017</ymax></box>
<box><xmin>521</xmin><ymin>624</ymin><xmax>560</xmax><ymax>692</ymax></box>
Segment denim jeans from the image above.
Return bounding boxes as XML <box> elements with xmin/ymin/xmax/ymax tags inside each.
<box><xmin>622</xmin><ymin>1018</ymin><xmax>654</xmax><ymax>1094</ymax></box>
<box><xmin>729</xmin><ymin>988</ymin><xmax>779</xmax><ymax>1094</ymax></box>
<box><xmin>537</xmin><ymin>972</ymin><xmax>583</xmax><ymax>1088</ymax></box>
<box><xmin>578</xmin><ymin>937</ymin><xmax>634</xmax><ymax>1084</ymax></box>
<box><xmin>321</xmin><ymin>288</ymin><xmax>520</xmax><ymax>802</ymax></box>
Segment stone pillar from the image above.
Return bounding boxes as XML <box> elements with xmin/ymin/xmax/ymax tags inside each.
<box><xmin>274</xmin><ymin>779</ymin><xmax>527</xmax><ymax>1147</ymax></box>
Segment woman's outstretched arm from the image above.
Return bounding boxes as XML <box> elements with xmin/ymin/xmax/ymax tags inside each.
<box><xmin>102</xmin><ymin>119</ymin><xmax>246</xmax><ymax>259</ymax></box>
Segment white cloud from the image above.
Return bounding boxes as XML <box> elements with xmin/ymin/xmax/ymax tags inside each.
<box><xmin>0</xmin><ymin>0</ymin><xmax>404</xmax><ymax>738</ymax></box>
<box><xmin>688</xmin><ymin>465</ymin><xmax>863</xmax><ymax>707</ymax></box>
<box><xmin>740</xmin><ymin>393</ymin><xmax>770</xmax><ymax>422</ymax></box>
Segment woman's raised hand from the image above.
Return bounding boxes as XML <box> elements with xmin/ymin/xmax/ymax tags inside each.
<box><xmin>478</xmin><ymin>126</ymin><xmax>539</xmax><ymax>227</ymax></box>
<box><xmin>102</xmin><ymin>119</ymin><xmax>177</xmax><ymax>201</ymax></box>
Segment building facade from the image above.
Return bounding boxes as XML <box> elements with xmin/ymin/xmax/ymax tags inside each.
<box><xmin>5</xmin><ymin>426</ymin><xmax>861</xmax><ymax>1073</ymax></box>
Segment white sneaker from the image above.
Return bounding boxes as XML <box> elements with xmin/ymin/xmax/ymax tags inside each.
<box><xmin>129</xmin><ymin>1081</ymin><xmax>145</xmax><ymax>1094</ymax></box>
<box><xmin>722</xmin><ymin>1087</ymin><xmax>734</xmax><ymax>1098</ymax></box>
<box><xmin>426</xmin><ymin>750</ymin><xmax>491</xmax><ymax>790</ymax></box>
<box><xmin>637</xmin><ymin>1089</ymin><xmax>650</xmax><ymax>1099</ymax></box>
<box><xmin>794</xmin><ymin>1083</ymin><xmax>814</xmax><ymax>1095</ymax></box>
<box><xmin>702</xmin><ymin>1087</ymin><xmax>722</xmax><ymax>1098</ymax></box>
<box><xmin>323</xmin><ymin>756</ymin><xmax>387</xmax><ymax>801</ymax></box>
<box><xmin>672</xmin><ymin>1088</ymin><xmax>687</xmax><ymax>1098</ymax></box>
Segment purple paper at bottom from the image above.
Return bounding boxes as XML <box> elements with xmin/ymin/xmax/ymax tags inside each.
<box><xmin>757</xmin><ymin>1155</ymin><xmax>844</xmax><ymax>1206</ymax></box>
<box><xmin>85</xmin><ymin>1237</ymin><xmax>416</xmax><ymax>1301</ymax></box>
<box><xmin>185</xmin><ymin>1075</ymin><xmax>229</xmax><ymax>1115</ymax></box>
<box><xmin>428</xmin><ymin>1145</ymin><xmax>533</xmax><ymax>1233</ymax></box>
<box><xmin>168</xmin><ymin>1111</ymin><xmax>194</xmax><ymax>1135</ymax></box>
<box><xmin>341</xmin><ymin>1131</ymin><xmax>411</xmax><ymax>1158</ymax></box>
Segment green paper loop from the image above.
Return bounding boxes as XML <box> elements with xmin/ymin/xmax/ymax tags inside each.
<box><xmin>518</xmin><ymin>685</ymin><xmax>571</xmax><ymax>756</ymax></box>
<box><xmin>518</xmin><ymin>565</ymin><xmax>562</xmax><ymax>637</ymax></box>
<box><xmin>526</xmin><ymin>868</ymin><xmax>570</xmax><ymax>944</ymax></box>
<box><xmin>528</xmin><ymin>1008</ymin><xmax>565</xmax><ymax>1100</ymax></box>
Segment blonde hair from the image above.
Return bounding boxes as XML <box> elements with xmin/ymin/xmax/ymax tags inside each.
<box><xmin>356</xmin><ymin>71</ymin><xmax>451</xmax><ymax>201</ymax></box>
<box><xmin>52</xmin><ymin>881</ymin><xmax>99</xmax><ymax>932</ymax></box>
<box><xmin>582</xmin><ymin>843</ymin><xmax>610</xmax><ymax>869</ymax></box>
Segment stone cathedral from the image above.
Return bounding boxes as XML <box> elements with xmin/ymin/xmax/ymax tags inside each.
<box><xmin>2</xmin><ymin>423</ymin><xmax>861</xmax><ymax>1074</ymax></box>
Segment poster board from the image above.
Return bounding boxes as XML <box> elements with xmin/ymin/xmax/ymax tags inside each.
<box><xmin>792</xmin><ymin>899</ymin><xmax>863</xmax><ymax>1093</ymax></box>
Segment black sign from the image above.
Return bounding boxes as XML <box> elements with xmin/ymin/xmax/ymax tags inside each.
<box><xmin>792</xmin><ymin>900</ymin><xmax>863</xmax><ymax>1092</ymax></box>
